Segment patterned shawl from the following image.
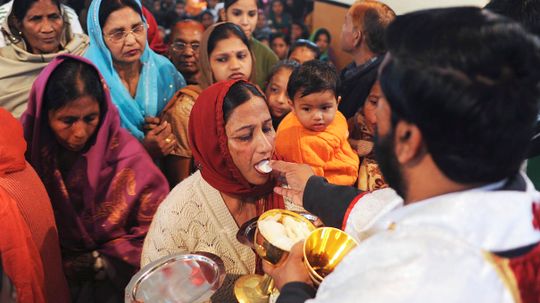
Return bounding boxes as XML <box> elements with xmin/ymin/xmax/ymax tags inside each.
<box><xmin>21</xmin><ymin>54</ymin><xmax>169</xmax><ymax>274</ymax></box>
<box><xmin>85</xmin><ymin>0</ymin><xmax>185</xmax><ymax>140</ymax></box>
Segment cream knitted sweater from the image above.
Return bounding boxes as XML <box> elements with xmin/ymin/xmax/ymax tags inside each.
<box><xmin>143</xmin><ymin>171</ymin><xmax>298</xmax><ymax>302</ymax></box>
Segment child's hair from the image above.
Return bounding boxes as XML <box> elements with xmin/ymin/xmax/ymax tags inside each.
<box><xmin>266</xmin><ymin>60</ymin><xmax>300</xmax><ymax>84</ymax></box>
<box><xmin>287</xmin><ymin>60</ymin><xmax>339</xmax><ymax>101</ymax></box>
<box><xmin>270</xmin><ymin>32</ymin><xmax>290</xmax><ymax>46</ymax></box>
<box><xmin>288</xmin><ymin>39</ymin><xmax>320</xmax><ymax>59</ymax></box>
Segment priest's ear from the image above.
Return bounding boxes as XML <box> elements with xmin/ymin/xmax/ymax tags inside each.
<box><xmin>394</xmin><ymin>121</ymin><xmax>424</xmax><ymax>164</ymax></box>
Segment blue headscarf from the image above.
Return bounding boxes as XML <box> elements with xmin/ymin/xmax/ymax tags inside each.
<box><xmin>85</xmin><ymin>0</ymin><xmax>185</xmax><ymax>140</ymax></box>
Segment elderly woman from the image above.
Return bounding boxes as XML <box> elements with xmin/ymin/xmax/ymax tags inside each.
<box><xmin>162</xmin><ymin>22</ymin><xmax>256</xmax><ymax>186</ymax></box>
<box><xmin>0</xmin><ymin>0</ymin><xmax>89</xmax><ymax>118</ymax></box>
<box><xmin>143</xmin><ymin>79</ymin><xmax>300</xmax><ymax>302</ymax></box>
<box><xmin>22</xmin><ymin>54</ymin><xmax>169</xmax><ymax>302</ymax></box>
<box><xmin>85</xmin><ymin>0</ymin><xmax>185</xmax><ymax>159</ymax></box>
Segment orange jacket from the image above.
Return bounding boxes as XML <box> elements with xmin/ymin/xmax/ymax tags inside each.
<box><xmin>275</xmin><ymin>111</ymin><xmax>359</xmax><ymax>186</ymax></box>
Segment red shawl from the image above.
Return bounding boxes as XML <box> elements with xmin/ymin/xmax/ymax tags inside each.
<box><xmin>188</xmin><ymin>79</ymin><xmax>284</xmax><ymax>211</ymax></box>
<box><xmin>21</xmin><ymin>55</ymin><xmax>169</xmax><ymax>277</ymax></box>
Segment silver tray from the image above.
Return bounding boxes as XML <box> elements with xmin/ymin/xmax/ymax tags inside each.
<box><xmin>125</xmin><ymin>252</ymin><xmax>226</xmax><ymax>303</ymax></box>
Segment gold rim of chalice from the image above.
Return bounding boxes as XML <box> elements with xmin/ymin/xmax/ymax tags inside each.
<box><xmin>303</xmin><ymin>227</ymin><xmax>359</xmax><ymax>284</ymax></box>
<box><xmin>255</xmin><ymin>209</ymin><xmax>317</xmax><ymax>266</ymax></box>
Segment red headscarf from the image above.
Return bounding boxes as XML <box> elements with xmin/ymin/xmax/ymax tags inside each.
<box><xmin>188</xmin><ymin>79</ymin><xmax>284</xmax><ymax>211</ymax></box>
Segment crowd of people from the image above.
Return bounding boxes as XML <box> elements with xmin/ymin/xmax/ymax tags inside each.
<box><xmin>0</xmin><ymin>0</ymin><xmax>539</xmax><ymax>302</ymax></box>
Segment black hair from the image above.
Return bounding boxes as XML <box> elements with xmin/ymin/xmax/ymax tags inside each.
<box><xmin>11</xmin><ymin>0</ymin><xmax>61</xmax><ymax>21</ymax></box>
<box><xmin>223</xmin><ymin>81</ymin><xmax>266</xmax><ymax>122</ymax></box>
<box><xmin>44</xmin><ymin>58</ymin><xmax>106</xmax><ymax>113</ymax></box>
<box><xmin>379</xmin><ymin>7</ymin><xmax>540</xmax><ymax>184</ymax></box>
<box><xmin>288</xmin><ymin>39</ymin><xmax>320</xmax><ymax>59</ymax></box>
<box><xmin>266</xmin><ymin>59</ymin><xmax>299</xmax><ymax>83</ymax></box>
<box><xmin>99</xmin><ymin>0</ymin><xmax>143</xmax><ymax>29</ymax></box>
<box><xmin>313</xmin><ymin>28</ymin><xmax>331</xmax><ymax>44</ymax></box>
<box><xmin>291</xmin><ymin>20</ymin><xmax>309</xmax><ymax>40</ymax></box>
<box><xmin>198</xmin><ymin>9</ymin><xmax>214</xmax><ymax>20</ymax></box>
<box><xmin>224</xmin><ymin>0</ymin><xmax>258</xmax><ymax>11</ymax></box>
<box><xmin>208</xmin><ymin>22</ymin><xmax>251</xmax><ymax>56</ymax></box>
<box><xmin>270</xmin><ymin>32</ymin><xmax>290</xmax><ymax>46</ymax></box>
<box><xmin>287</xmin><ymin>60</ymin><xmax>339</xmax><ymax>100</ymax></box>
<box><xmin>485</xmin><ymin>0</ymin><xmax>540</xmax><ymax>37</ymax></box>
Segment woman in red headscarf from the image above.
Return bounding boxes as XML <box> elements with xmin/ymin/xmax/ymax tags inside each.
<box><xmin>142</xmin><ymin>79</ymin><xmax>289</xmax><ymax>302</ymax></box>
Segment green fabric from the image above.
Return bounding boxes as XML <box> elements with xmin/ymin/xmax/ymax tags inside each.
<box><xmin>526</xmin><ymin>155</ymin><xmax>540</xmax><ymax>189</ymax></box>
<box><xmin>250</xmin><ymin>38</ymin><xmax>278</xmax><ymax>89</ymax></box>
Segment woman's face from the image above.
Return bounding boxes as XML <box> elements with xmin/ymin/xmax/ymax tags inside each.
<box><xmin>210</xmin><ymin>36</ymin><xmax>252</xmax><ymax>82</ymax></box>
<box><xmin>315</xmin><ymin>33</ymin><xmax>329</xmax><ymax>53</ymax></box>
<box><xmin>201</xmin><ymin>13</ymin><xmax>214</xmax><ymax>28</ymax></box>
<box><xmin>225</xmin><ymin>95</ymin><xmax>275</xmax><ymax>185</ymax></box>
<box><xmin>17</xmin><ymin>0</ymin><xmax>64</xmax><ymax>54</ymax></box>
<box><xmin>266</xmin><ymin>68</ymin><xmax>292</xmax><ymax>119</ymax></box>
<box><xmin>102</xmin><ymin>7</ymin><xmax>147</xmax><ymax>66</ymax></box>
<box><xmin>291</xmin><ymin>24</ymin><xmax>303</xmax><ymax>41</ymax></box>
<box><xmin>272</xmin><ymin>1</ymin><xmax>283</xmax><ymax>15</ymax></box>
<box><xmin>270</xmin><ymin>37</ymin><xmax>288</xmax><ymax>60</ymax></box>
<box><xmin>225</xmin><ymin>0</ymin><xmax>258</xmax><ymax>40</ymax></box>
<box><xmin>48</xmin><ymin>96</ymin><xmax>100</xmax><ymax>152</ymax></box>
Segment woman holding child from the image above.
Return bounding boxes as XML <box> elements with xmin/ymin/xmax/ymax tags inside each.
<box><xmin>143</xmin><ymin>79</ymin><xmax>292</xmax><ymax>302</ymax></box>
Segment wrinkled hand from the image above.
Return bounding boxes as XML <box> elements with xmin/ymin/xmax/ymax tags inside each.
<box><xmin>270</xmin><ymin>160</ymin><xmax>315</xmax><ymax>207</ymax></box>
<box><xmin>263</xmin><ymin>241</ymin><xmax>312</xmax><ymax>290</ymax></box>
<box><xmin>143</xmin><ymin>118</ymin><xmax>175</xmax><ymax>158</ymax></box>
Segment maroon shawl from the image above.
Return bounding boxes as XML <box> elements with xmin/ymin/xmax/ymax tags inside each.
<box><xmin>21</xmin><ymin>55</ymin><xmax>169</xmax><ymax>275</ymax></box>
<box><xmin>188</xmin><ymin>79</ymin><xmax>284</xmax><ymax>211</ymax></box>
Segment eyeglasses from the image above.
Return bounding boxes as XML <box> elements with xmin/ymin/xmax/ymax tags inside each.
<box><xmin>171</xmin><ymin>41</ymin><xmax>200</xmax><ymax>52</ymax></box>
<box><xmin>105</xmin><ymin>23</ymin><xmax>145</xmax><ymax>43</ymax></box>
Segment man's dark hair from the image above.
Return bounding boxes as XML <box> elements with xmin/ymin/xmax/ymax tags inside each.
<box><xmin>379</xmin><ymin>7</ymin><xmax>540</xmax><ymax>184</ymax></box>
<box><xmin>287</xmin><ymin>60</ymin><xmax>339</xmax><ymax>101</ymax></box>
<box><xmin>287</xmin><ymin>39</ymin><xmax>320</xmax><ymax>60</ymax></box>
<box><xmin>485</xmin><ymin>0</ymin><xmax>540</xmax><ymax>37</ymax></box>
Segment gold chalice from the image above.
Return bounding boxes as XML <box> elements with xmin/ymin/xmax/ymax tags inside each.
<box><xmin>234</xmin><ymin>209</ymin><xmax>316</xmax><ymax>303</ymax></box>
<box><xmin>303</xmin><ymin>227</ymin><xmax>359</xmax><ymax>286</ymax></box>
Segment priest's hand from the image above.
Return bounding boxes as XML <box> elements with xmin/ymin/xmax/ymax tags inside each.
<box><xmin>270</xmin><ymin>160</ymin><xmax>314</xmax><ymax>207</ymax></box>
<box><xmin>262</xmin><ymin>241</ymin><xmax>312</xmax><ymax>290</ymax></box>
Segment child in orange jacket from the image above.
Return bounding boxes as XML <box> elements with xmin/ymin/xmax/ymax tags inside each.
<box><xmin>275</xmin><ymin>60</ymin><xmax>359</xmax><ymax>186</ymax></box>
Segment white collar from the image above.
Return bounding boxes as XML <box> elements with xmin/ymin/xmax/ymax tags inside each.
<box><xmin>371</xmin><ymin>173</ymin><xmax>540</xmax><ymax>251</ymax></box>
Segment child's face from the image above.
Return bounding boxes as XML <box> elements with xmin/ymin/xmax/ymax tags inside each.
<box><xmin>266</xmin><ymin>68</ymin><xmax>293</xmax><ymax>119</ymax></box>
<box><xmin>292</xmin><ymin>90</ymin><xmax>337</xmax><ymax>132</ymax></box>
<box><xmin>362</xmin><ymin>82</ymin><xmax>381</xmax><ymax>132</ymax></box>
